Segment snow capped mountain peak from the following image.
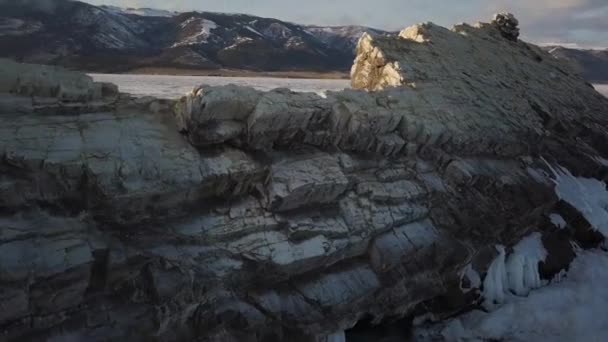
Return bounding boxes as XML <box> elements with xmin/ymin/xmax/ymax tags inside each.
<box><xmin>305</xmin><ymin>25</ymin><xmax>386</xmax><ymax>51</ymax></box>
<box><xmin>173</xmin><ymin>17</ymin><xmax>218</xmax><ymax>47</ymax></box>
<box><xmin>100</xmin><ymin>5</ymin><xmax>177</xmax><ymax>18</ymax></box>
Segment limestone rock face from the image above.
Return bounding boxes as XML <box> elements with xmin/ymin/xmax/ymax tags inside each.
<box><xmin>2</xmin><ymin>14</ymin><xmax>608</xmax><ymax>342</ymax></box>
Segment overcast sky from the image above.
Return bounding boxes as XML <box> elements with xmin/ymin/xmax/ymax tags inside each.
<box><xmin>84</xmin><ymin>0</ymin><xmax>607</xmax><ymax>48</ymax></box>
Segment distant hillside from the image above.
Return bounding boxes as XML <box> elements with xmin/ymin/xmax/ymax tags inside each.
<box><xmin>0</xmin><ymin>0</ymin><xmax>606</xmax><ymax>82</ymax></box>
<box><xmin>544</xmin><ymin>46</ymin><xmax>608</xmax><ymax>83</ymax></box>
<box><xmin>0</xmin><ymin>0</ymin><xmax>384</xmax><ymax>73</ymax></box>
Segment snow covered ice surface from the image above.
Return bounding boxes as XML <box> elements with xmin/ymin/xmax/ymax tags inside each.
<box><xmin>89</xmin><ymin>74</ymin><xmax>602</xmax><ymax>101</ymax></box>
<box><xmin>89</xmin><ymin>74</ymin><xmax>350</xmax><ymax>99</ymax></box>
<box><xmin>415</xmin><ymin>249</ymin><xmax>608</xmax><ymax>342</ymax></box>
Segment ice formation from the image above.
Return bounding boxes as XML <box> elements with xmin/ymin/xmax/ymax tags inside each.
<box><xmin>460</xmin><ymin>264</ymin><xmax>482</xmax><ymax>292</ymax></box>
<box><xmin>418</xmin><ymin>250</ymin><xmax>608</xmax><ymax>342</ymax></box>
<box><xmin>482</xmin><ymin>233</ymin><xmax>547</xmax><ymax>308</ymax></box>
<box><xmin>482</xmin><ymin>246</ymin><xmax>508</xmax><ymax>307</ymax></box>
<box><xmin>507</xmin><ymin>233</ymin><xmax>547</xmax><ymax>295</ymax></box>
<box><xmin>551</xmin><ymin>166</ymin><xmax>608</xmax><ymax>237</ymax></box>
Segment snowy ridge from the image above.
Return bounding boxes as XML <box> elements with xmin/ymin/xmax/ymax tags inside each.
<box><xmin>101</xmin><ymin>5</ymin><xmax>177</xmax><ymax>17</ymax></box>
<box><xmin>482</xmin><ymin>233</ymin><xmax>547</xmax><ymax>308</ymax></box>
<box><xmin>245</xmin><ymin>25</ymin><xmax>263</xmax><ymax>37</ymax></box>
<box><xmin>305</xmin><ymin>25</ymin><xmax>386</xmax><ymax>51</ymax></box>
<box><xmin>73</xmin><ymin>6</ymin><xmax>149</xmax><ymax>50</ymax></box>
<box><xmin>225</xmin><ymin>37</ymin><xmax>253</xmax><ymax>50</ymax></box>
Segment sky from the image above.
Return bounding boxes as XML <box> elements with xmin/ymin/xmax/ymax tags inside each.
<box><xmin>83</xmin><ymin>0</ymin><xmax>607</xmax><ymax>49</ymax></box>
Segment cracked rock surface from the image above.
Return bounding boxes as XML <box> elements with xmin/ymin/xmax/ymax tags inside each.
<box><xmin>2</xmin><ymin>15</ymin><xmax>608</xmax><ymax>342</ymax></box>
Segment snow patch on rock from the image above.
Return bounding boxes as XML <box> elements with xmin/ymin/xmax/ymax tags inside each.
<box><xmin>550</xmin><ymin>213</ymin><xmax>567</xmax><ymax>229</ymax></box>
<box><xmin>245</xmin><ymin>25</ymin><xmax>263</xmax><ymax>37</ymax></box>
<box><xmin>173</xmin><ymin>18</ymin><xmax>218</xmax><ymax>47</ymax></box>
<box><xmin>551</xmin><ymin>165</ymin><xmax>608</xmax><ymax>237</ymax></box>
<box><xmin>225</xmin><ymin>37</ymin><xmax>253</xmax><ymax>50</ymax></box>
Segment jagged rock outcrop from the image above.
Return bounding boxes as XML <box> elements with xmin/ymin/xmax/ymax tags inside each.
<box><xmin>2</xmin><ymin>14</ymin><xmax>608</xmax><ymax>342</ymax></box>
<box><xmin>491</xmin><ymin>12</ymin><xmax>519</xmax><ymax>41</ymax></box>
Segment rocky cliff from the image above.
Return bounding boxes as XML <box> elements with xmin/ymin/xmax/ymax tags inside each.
<box><xmin>1</xmin><ymin>14</ymin><xmax>608</xmax><ymax>342</ymax></box>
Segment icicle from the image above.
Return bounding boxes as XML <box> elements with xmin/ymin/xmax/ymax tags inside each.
<box><xmin>482</xmin><ymin>233</ymin><xmax>548</xmax><ymax>307</ymax></box>
<box><xmin>483</xmin><ymin>245</ymin><xmax>507</xmax><ymax>308</ymax></box>
<box><xmin>551</xmin><ymin>165</ymin><xmax>608</xmax><ymax>237</ymax></box>
<box><xmin>507</xmin><ymin>232</ymin><xmax>547</xmax><ymax>295</ymax></box>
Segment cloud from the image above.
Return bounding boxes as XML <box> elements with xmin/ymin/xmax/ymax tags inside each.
<box><xmin>510</xmin><ymin>1</ymin><xmax>608</xmax><ymax>48</ymax></box>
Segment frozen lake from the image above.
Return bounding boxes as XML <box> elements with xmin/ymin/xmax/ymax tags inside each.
<box><xmin>596</xmin><ymin>84</ymin><xmax>608</xmax><ymax>97</ymax></box>
<box><xmin>89</xmin><ymin>73</ymin><xmax>350</xmax><ymax>99</ymax></box>
<box><xmin>89</xmin><ymin>74</ymin><xmax>608</xmax><ymax>100</ymax></box>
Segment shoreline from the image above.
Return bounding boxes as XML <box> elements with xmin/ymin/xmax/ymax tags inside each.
<box><xmin>118</xmin><ymin>67</ymin><xmax>351</xmax><ymax>80</ymax></box>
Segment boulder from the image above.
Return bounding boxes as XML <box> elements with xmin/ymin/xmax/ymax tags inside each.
<box><xmin>174</xmin><ymin>85</ymin><xmax>261</xmax><ymax>146</ymax></box>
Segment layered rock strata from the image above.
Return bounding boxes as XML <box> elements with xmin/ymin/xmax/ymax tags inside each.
<box><xmin>1</xmin><ymin>15</ymin><xmax>608</xmax><ymax>342</ymax></box>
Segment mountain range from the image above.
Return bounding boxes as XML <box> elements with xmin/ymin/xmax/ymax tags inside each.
<box><xmin>0</xmin><ymin>0</ymin><xmax>606</xmax><ymax>82</ymax></box>
<box><xmin>541</xmin><ymin>46</ymin><xmax>608</xmax><ymax>83</ymax></box>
